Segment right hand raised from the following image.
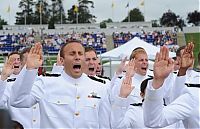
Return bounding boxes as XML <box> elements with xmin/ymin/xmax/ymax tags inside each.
<box><xmin>26</xmin><ymin>43</ymin><xmax>43</xmax><ymax>70</ymax></box>
<box><xmin>1</xmin><ymin>57</ymin><xmax>15</xmax><ymax>81</ymax></box>
<box><xmin>153</xmin><ymin>46</ymin><xmax>174</xmax><ymax>89</ymax></box>
<box><xmin>119</xmin><ymin>76</ymin><xmax>134</xmax><ymax>98</ymax></box>
<box><xmin>116</xmin><ymin>56</ymin><xmax>127</xmax><ymax>75</ymax></box>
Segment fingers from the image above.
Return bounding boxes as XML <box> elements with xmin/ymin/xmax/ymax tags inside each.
<box><xmin>155</xmin><ymin>52</ymin><xmax>159</xmax><ymax>62</ymax></box>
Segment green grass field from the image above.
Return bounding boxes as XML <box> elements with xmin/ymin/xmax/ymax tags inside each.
<box><xmin>185</xmin><ymin>33</ymin><xmax>200</xmax><ymax>67</ymax></box>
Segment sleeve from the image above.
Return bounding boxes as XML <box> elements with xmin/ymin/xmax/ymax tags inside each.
<box><xmin>51</xmin><ymin>63</ymin><xmax>64</xmax><ymax>74</ymax></box>
<box><xmin>10</xmin><ymin>67</ymin><xmax>44</xmax><ymax>108</ymax></box>
<box><xmin>0</xmin><ymin>80</ymin><xmax>8</xmax><ymax>108</ymax></box>
<box><xmin>111</xmin><ymin>96</ymin><xmax>133</xmax><ymax>129</ymax></box>
<box><xmin>143</xmin><ymin>80</ymin><xmax>195</xmax><ymax>128</ymax></box>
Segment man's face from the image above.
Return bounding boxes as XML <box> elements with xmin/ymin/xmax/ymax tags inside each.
<box><xmin>60</xmin><ymin>43</ymin><xmax>85</xmax><ymax>78</ymax></box>
<box><xmin>134</xmin><ymin>53</ymin><xmax>148</xmax><ymax>76</ymax></box>
<box><xmin>85</xmin><ymin>51</ymin><xmax>97</xmax><ymax>76</ymax></box>
<box><xmin>96</xmin><ymin>58</ymin><xmax>102</xmax><ymax>76</ymax></box>
<box><xmin>9</xmin><ymin>54</ymin><xmax>22</xmax><ymax>75</ymax></box>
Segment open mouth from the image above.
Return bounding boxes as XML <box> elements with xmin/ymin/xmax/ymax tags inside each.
<box><xmin>89</xmin><ymin>68</ymin><xmax>94</xmax><ymax>71</ymax></box>
<box><xmin>73</xmin><ymin>65</ymin><xmax>81</xmax><ymax>72</ymax></box>
<box><xmin>14</xmin><ymin>66</ymin><xmax>19</xmax><ymax>68</ymax></box>
<box><xmin>141</xmin><ymin>67</ymin><xmax>147</xmax><ymax>71</ymax></box>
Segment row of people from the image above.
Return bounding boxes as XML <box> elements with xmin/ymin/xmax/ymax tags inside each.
<box><xmin>0</xmin><ymin>40</ymin><xmax>199</xmax><ymax>128</ymax></box>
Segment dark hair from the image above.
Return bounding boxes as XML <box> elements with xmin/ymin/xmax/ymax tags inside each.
<box><xmin>85</xmin><ymin>46</ymin><xmax>97</xmax><ymax>55</ymax></box>
<box><xmin>12</xmin><ymin>120</ymin><xmax>24</xmax><ymax>129</ymax></box>
<box><xmin>60</xmin><ymin>40</ymin><xmax>83</xmax><ymax>58</ymax></box>
<box><xmin>140</xmin><ymin>77</ymin><xmax>153</xmax><ymax>94</ymax></box>
<box><xmin>176</xmin><ymin>45</ymin><xmax>186</xmax><ymax>57</ymax></box>
<box><xmin>129</xmin><ymin>47</ymin><xmax>146</xmax><ymax>60</ymax></box>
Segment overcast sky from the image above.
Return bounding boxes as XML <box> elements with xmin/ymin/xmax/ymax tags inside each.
<box><xmin>0</xmin><ymin>0</ymin><xmax>199</xmax><ymax>25</ymax></box>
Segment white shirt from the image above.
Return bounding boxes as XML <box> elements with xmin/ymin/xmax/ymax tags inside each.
<box><xmin>10</xmin><ymin>68</ymin><xmax>111</xmax><ymax>128</ymax></box>
<box><xmin>143</xmin><ymin>76</ymin><xmax>200</xmax><ymax>129</ymax></box>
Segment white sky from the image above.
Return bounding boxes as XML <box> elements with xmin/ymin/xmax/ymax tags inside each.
<box><xmin>0</xmin><ymin>0</ymin><xmax>199</xmax><ymax>25</ymax></box>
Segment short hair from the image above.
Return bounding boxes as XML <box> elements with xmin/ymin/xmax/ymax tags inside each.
<box><xmin>176</xmin><ymin>45</ymin><xmax>186</xmax><ymax>57</ymax></box>
<box><xmin>8</xmin><ymin>52</ymin><xmax>22</xmax><ymax>61</ymax></box>
<box><xmin>140</xmin><ymin>77</ymin><xmax>153</xmax><ymax>94</ymax></box>
<box><xmin>129</xmin><ymin>47</ymin><xmax>146</xmax><ymax>60</ymax></box>
<box><xmin>85</xmin><ymin>46</ymin><xmax>97</xmax><ymax>56</ymax></box>
<box><xmin>60</xmin><ymin>40</ymin><xmax>83</xmax><ymax>58</ymax></box>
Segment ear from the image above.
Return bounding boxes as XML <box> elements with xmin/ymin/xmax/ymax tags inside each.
<box><xmin>60</xmin><ymin>57</ymin><xmax>64</xmax><ymax>65</ymax></box>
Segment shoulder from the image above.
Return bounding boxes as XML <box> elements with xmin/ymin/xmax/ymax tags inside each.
<box><xmin>97</xmin><ymin>75</ymin><xmax>111</xmax><ymax>81</ymax></box>
<box><xmin>87</xmin><ymin>75</ymin><xmax>106</xmax><ymax>84</ymax></box>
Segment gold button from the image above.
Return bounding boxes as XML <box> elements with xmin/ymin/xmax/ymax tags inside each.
<box><xmin>57</xmin><ymin>101</ymin><xmax>60</xmax><ymax>104</ymax></box>
<box><xmin>33</xmin><ymin>119</ymin><xmax>36</xmax><ymax>122</ymax></box>
<box><xmin>76</xmin><ymin>96</ymin><xmax>80</xmax><ymax>99</ymax></box>
<box><xmin>75</xmin><ymin>112</ymin><xmax>80</xmax><ymax>116</ymax></box>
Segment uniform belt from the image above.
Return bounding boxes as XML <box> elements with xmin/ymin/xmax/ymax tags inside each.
<box><xmin>185</xmin><ymin>83</ymin><xmax>200</xmax><ymax>88</ymax></box>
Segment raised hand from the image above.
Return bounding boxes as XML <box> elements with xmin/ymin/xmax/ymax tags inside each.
<box><xmin>153</xmin><ymin>46</ymin><xmax>174</xmax><ymax>89</ymax></box>
<box><xmin>180</xmin><ymin>42</ymin><xmax>194</xmax><ymax>69</ymax></box>
<box><xmin>116</xmin><ymin>56</ymin><xmax>127</xmax><ymax>75</ymax></box>
<box><xmin>119</xmin><ymin>76</ymin><xmax>134</xmax><ymax>98</ymax></box>
<box><xmin>125</xmin><ymin>59</ymin><xmax>135</xmax><ymax>77</ymax></box>
<box><xmin>26</xmin><ymin>43</ymin><xmax>43</xmax><ymax>70</ymax></box>
<box><xmin>1</xmin><ymin>57</ymin><xmax>15</xmax><ymax>81</ymax></box>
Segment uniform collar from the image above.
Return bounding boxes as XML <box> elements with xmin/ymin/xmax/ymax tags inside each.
<box><xmin>61</xmin><ymin>72</ymin><xmax>87</xmax><ymax>84</ymax></box>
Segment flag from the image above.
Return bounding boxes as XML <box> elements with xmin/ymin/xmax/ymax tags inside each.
<box><xmin>6</xmin><ymin>5</ymin><xmax>10</xmax><ymax>13</ymax></box>
<box><xmin>111</xmin><ymin>1</ymin><xmax>114</xmax><ymax>8</ymax></box>
<box><xmin>126</xmin><ymin>2</ymin><xmax>129</xmax><ymax>8</ymax></box>
<box><xmin>74</xmin><ymin>5</ymin><xmax>78</xmax><ymax>13</ymax></box>
<box><xmin>140</xmin><ymin>0</ymin><xmax>144</xmax><ymax>6</ymax></box>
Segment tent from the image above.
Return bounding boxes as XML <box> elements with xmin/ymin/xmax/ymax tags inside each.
<box><xmin>99</xmin><ymin>37</ymin><xmax>176</xmax><ymax>60</ymax></box>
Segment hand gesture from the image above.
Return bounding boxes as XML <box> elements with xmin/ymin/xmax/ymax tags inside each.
<box><xmin>116</xmin><ymin>56</ymin><xmax>127</xmax><ymax>75</ymax></box>
<box><xmin>1</xmin><ymin>57</ymin><xmax>15</xmax><ymax>81</ymax></box>
<box><xmin>119</xmin><ymin>76</ymin><xmax>134</xmax><ymax>98</ymax></box>
<box><xmin>56</xmin><ymin>50</ymin><xmax>62</xmax><ymax>66</ymax></box>
<box><xmin>180</xmin><ymin>42</ymin><xmax>194</xmax><ymax>69</ymax></box>
<box><xmin>153</xmin><ymin>46</ymin><xmax>174</xmax><ymax>89</ymax></box>
<box><xmin>26</xmin><ymin>43</ymin><xmax>43</xmax><ymax>70</ymax></box>
<box><xmin>125</xmin><ymin>59</ymin><xmax>135</xmax><ymax>77</ymax></box>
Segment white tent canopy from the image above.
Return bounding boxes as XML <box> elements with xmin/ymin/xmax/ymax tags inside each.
<box><xmin>99</xmin><ymin>37</ymin><xmax>176</xmax><ymax>60</ymax></box>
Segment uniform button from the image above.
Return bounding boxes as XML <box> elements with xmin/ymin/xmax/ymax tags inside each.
<box><xmin>75</xmin><ymin>83</ymin><xmax>78</xmax><ymax>86</ymax></box>
<box><xmin>57</xmin><ymin>101</ymin><xmax>60</xmax><ymax>104</ymax></box>
<box><xmin>76</xmin><ymin>96</ymin><xmax>80</xmax><ymax>99</ymax></box>
<box><xmin>75</xmin><ymin>112</ymin><xmax>80</xmax><ymax>116</ymax></box>
<box><xmin>33</xmin><ymin>119</ymin><xmax>36</xmax><ymax>122</ymax></box>
<box><xmin>33</xmin><ymin>106</ymin><xmax>37</xmax><ymax>109</ymax></box>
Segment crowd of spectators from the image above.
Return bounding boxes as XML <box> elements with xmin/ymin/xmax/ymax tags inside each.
<box><xmin>113</xmin><ymin>30</ymin><xmax>179</xmax><ymax>52</ymax></box>
<box><xmin>0</xmin><ymin>32</ymin><xmax>107</xmax><ymax>54</ymax></box>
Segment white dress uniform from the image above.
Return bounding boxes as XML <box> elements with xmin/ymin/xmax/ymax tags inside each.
<box><xmin>143</xmin><ymin>76</ymin><xmax>200</xmax><ymax>129</ymax></box>
<box><xmin>10</xmin><ymin>68</ymin><xmax>111</xmax><ymax>129</ymax></box>
<box><xmin>0</xmin><ymin>74</ymin><xmax>40</xmax><ymax>129</ymax></box>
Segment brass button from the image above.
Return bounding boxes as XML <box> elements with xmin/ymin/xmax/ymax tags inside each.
<box><xmin>33</xmin><ymin>119</ymin><xmax>36</xmax><ymax>122</ymax></box>
<box><xmin>33</xmin><ymin>106</ymin><xmax>37</xmax><ymax>109</ymax></box>
<box><xmin>57</xmin><ymin>101</ymin><xmax>60</xmax><ymax>104</ymax></box>
<box><xmin>75</xmin><ymin>112</ymin><xmax>80</xmax><ymax>116</ymax></box>
<box><xmin>76</xmin><ymin>96</ymin><xmax>80</xmax><ymax>99</ymax></box>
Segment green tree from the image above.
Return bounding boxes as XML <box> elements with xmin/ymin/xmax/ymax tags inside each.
<box><xmin>122</xmin><ymin>8</ymin><xmax>144</xmax><ymax>22</ymax></box>
<box><xmin>0</xmin><ymin>16</ymin><xmax>7</xmax><ymax>30</ymax></box>
<box><xmin>160</xmin><ymin>10</ymin><xmax>179</xmax><ymax>27</ymax></box>
<box><xmin>187</xmin><ymin>10</ymin><xmax>200</xmax><ymax>26</ymax></box>
<box><xmin>15</xmin><ymin>0</ymin><xmax>35</xmax><ymax>25</ymax></box>
<box><xmin>32</xmin><ymin>0</ymin><xmax>50</xmax><ymax>24</ymax></box>
<box><xmin>67</xmin><ymin>0</ymin><xmax>96</xmax><ymax>23</ymax></box>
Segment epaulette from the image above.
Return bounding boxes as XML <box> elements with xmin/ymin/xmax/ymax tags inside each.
<box><xmin>97</xmin><ymin>75</ymin><xmax>111</xmax><ymax>81</ymax></box>
<box><xmin>130</xmin><ymin>103</ymin><xmax>142</xmax><ymax>106</ymax></box>
<box><xmin>42</xmin><ymin>73</ymin><xmax>61</xmax><ymax>77</ymax></box>
<box><xmin>117</xmin><ymin>76</ymin><xmax>123</xmax><ymax>79</ymax></box>
<box><xmin>193</xmin><ymin>68</ymin><xmax>200</xmax><ymax>72</ymax></box>
<box><xmin>185</xmin><ymin>83</ymin><xmax>200</xmax><ymax>88</ymax></box>
<box><xmin>88</xmin><ymin>76</ymin><xmax>106</xmax><ymax>84</ymax></box>
<box><xmin>7</xmin><ymin>78</ymin><xmax>16</xmax><ymax>82</ymax></box>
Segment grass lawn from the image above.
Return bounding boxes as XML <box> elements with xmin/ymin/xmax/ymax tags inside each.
<box><xmin>185</xmin><ymin>33</ymin><xmax>200</xmax><ymax>67</ymax></box>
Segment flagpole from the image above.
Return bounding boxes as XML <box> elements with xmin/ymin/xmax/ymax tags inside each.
<box><xmin>40</xmin><ymin>0</ymin><xmax>42</xmax><ymax>25</ymax></box>
<box><xmin>128</xmin><ymin>0</ymin><xmax>130</xmax><ymax>22</ymax></box>
<box><xmin>112</xmin><ymin>0</ymin><xmax>114</xmax><ymax>22</ymax></box>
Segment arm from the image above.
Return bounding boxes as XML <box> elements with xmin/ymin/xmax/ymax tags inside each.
<box><xmin>144</xmin><ymin>81</ymin><xmax>194</xmax><ymax>128</ymax></box>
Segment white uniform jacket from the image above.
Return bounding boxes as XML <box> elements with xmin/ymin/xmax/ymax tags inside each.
<box><xmin>10</xmin><ymin>68</ymin><xmax>111</xmax><ymax>129</ymax></box>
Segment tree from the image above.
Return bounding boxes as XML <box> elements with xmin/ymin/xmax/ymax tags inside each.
<box><xmin>187</xmin><ymin>10</ymin><xmax>200</xmax><ymax>26</ymax></box>
<box><xmin>122</xmin><ymin>8</ymin><xmax>144</xmax><ymax>22</ymax></box>
<box><xmin>15</xmin><ymin>0</ymin><xmax>35</xmax><ymax>25</ymax></box>
<box><xmin>32</xmin><ymin>0</ymin><xmax>50</xmax><ymax>24</ymax></box>
<box><xmin>0</xmin><ymin>16</ymin><xmax>7</xmax><ymax>30</ymax></box>
<box><xmin>100</xmin><ymin>18</ymin><xmax>113</xmax><ymax>28</ymax></box>
<box><xmin>67</xmin><ymin>0</ymin><xmax>96</xmax><ymax>23</ymax></box>
<box><xmin>160</xmin><ymin>10</ymin><xmax>179</xmax><ymax>27</ymax></box>
<box><xmin>152</xmin><ymin>20</ymin><xmax>160</xmax><ymax>27</ymax></box>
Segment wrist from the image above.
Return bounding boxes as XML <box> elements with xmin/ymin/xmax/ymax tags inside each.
<box><xmin>152</xmin><ymin>78</ymin><xmax>164</xmax><ymax>89</ymax></box>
